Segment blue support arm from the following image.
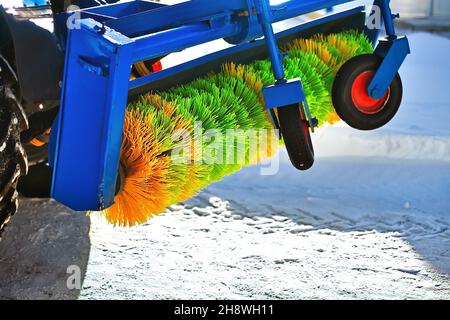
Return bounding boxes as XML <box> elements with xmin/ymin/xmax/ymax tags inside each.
<box><xmin>368</xmin><ymin>0</ymin><xmax>410</xmax><ymax>99</ymax></box>
<box><xmin>51</xmin><ymin>20</ymin><xmax>134</xmax><ymax>210</ymax></box>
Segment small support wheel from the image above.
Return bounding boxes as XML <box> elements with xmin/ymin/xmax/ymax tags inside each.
<box><xmin>332</xmin><ymin>54</ymin><xmax>403</xmax><ymax>130</ymax></box>
<box><xmin>277</xmin><ymin>104</ymin><xmax>314</xmax><ymax>171</ymax></box>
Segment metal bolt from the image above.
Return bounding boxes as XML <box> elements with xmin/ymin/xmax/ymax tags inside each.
<box><xmin>94</xmin><ymin>24</ymin><xmax>107</xmax><ymax>34</ymax></box>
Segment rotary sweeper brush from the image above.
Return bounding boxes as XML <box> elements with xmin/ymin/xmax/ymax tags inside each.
<box><xmin>104</xmin><ymin>31</ymin><xmax>376</xmax><ymax>226</ymax></box>
<box><xmin>0</xmin><ymin>0</ymin><xmax>410</xmax><ymax>228</ymax></box>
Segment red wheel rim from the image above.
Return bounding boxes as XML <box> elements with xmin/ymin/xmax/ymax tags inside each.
<box><xmin>152</xmin><ymin>60</ymin><xmax>163</xmax><ymax>72</ymax></box>
<box><xmin>302</xmin><ymin>121</ymin><xmax>309</xmax><ymax>139</ymax></box>
<box><xmin>302</xmin><ymin>120</ymin><xmax>312</xmax><ymax>147</ymax></box>
<box><xmin>299</xmin><ymin>109</ymin><xmax>312</xmax><ymax>147</ymax></box>
<box><xmin>351</xmin><ymin>71</ymin><xmax>390</xmax><ymax>115</ymax></box>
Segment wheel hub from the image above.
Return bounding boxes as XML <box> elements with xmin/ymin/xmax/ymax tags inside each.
<box><xmin>351</xmin><ymin>71</ymin><xmax>390</xmax><ymax>115</ymax></box>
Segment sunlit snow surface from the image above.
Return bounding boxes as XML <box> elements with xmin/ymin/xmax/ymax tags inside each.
<box><xmin>0</xmin><ymin>0</ymin><xmax>447</xmax><ymax>301</ymax></box>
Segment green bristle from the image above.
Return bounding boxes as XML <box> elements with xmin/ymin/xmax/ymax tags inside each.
<box><xmin>249</xmin><ymin>60</ymin><xmax>275</xmax><ymax>85</ymax></box>
<box><xmin>294</xmin><ymin>51</ymin><xmax>335</xmax><ymax>90</ymax></box>
<box><xmin>341</xmin><ymin>30</ymin><xmax>374</xmax><ymax>55</ymax></box>
<box><xmin>187</xmin><ymin>79</ymin><xmax>238</xmax><ymax>130</ymax></box>
<box><xmin>212</xmin><ymin>74</ymin><xmax>263</xmax><ymax>128</ymax></box>
<box><xmin>179</xmin><ymin>82</ymin><xmax>248</xmax><ymax>179</ymax></box>
<box><xmin>164</xmin><ymin>84</ymin><xmax>244</xmax><ymax>184</ymax></box>
<box><xmin>323</xmin><ymin>31</ymin><xmax>374</xmax><ymax>67</ymax></box>
<box><xmin>284</xmin><ymin>56</ymin><xmax>332</xmax><ymax>126</ymax></box>
<box><xmin>168</xmin><ymin>93</ymin><xmax>224</xmax><ymax>184</ymax></box>
<box><xmin>216</xmin><ymin>71</ymin><xmax>273</xmax><ymax>165</ymax></box>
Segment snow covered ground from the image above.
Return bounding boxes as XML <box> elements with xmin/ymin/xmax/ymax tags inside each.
<box><xmin>78</xmin><ymin>32</ymin><xmax>450</xmax><ymax>299</ymax></box>
<box><xmin>0</xmin><ymin>1</ymin><xmax>448</xmax><ymax>299</ymax></box>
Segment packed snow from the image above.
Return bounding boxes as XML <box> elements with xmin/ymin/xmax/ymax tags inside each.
<box><xmin>0</xmin><ymin>0</ymin><xmax>448</xmax><ymax>299</ymax></box>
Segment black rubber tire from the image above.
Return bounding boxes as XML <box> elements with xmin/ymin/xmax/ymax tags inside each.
<box><xmin>277</xmin><ymin>104</ymin><xmax>314</xmax><ymax>171</ymax></box>
<box><xmin>332</xmin><ymin>54</ymin><xmax>403</xmax><ymax>131</ymax></box>
<box><xmin>0</xmin><ymin>84</ymin><xmax>28</xmax><ymax>232</ymax></box>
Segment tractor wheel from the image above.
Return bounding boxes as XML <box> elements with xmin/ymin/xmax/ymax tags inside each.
<box><xmin>332</xmin><ymin>54</ymin><xmax>403</xmax><ymax>131</ymax></box>
<box><xmin>277</xmin><ymin>104</ymin><xmax>314</xmax><ymax>171</ymax></box>
<box><xmin>0</xmin><ymin>71</ymin><xmax>28</xmax><ymax>232</ymax></box>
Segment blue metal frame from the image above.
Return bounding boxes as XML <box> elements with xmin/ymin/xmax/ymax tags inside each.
<box><xmin>51</xmin><ymin>20</ymin><xmax>133</xmax><ymax>210</ymax></box>
<box><xmin>368</xmin><ymin>0</ymin><xmax>410</xmax><ymax>99</ymax></box>
<box><xmin>370</xmin><ymin>36</ymin><xmax>410</xmax><ymax>99</ymax></box>
<box><xmin>128</xmin><ymin>5</ymin><xmax>367</xmax><ymax>90</ymax></box>
<box><xmin>49</xmin><ymin>0</ymin><xmax>409</xmax><ymax>211</ymax></box>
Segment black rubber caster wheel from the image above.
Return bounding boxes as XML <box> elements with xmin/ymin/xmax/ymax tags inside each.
<box><xmin>332</xmin><ymin>54</ymin><xmax>403</xmax><ymax>131</ymax></box>
<box><xmin>277</xmin><ymin>104</ymin><xmax>314</xmax><ymax>171</ymax></box>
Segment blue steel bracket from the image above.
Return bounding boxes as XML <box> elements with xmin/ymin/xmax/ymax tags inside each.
<box><xmin>50</xmin><ymin>19</ymin><xmax>134</xmax><ymax>211</ymax></box>
<box><xmin>262</xmin><ymin>79</ymin><xmax>305</xmax><ymax>109</ymax></box>
<box><xmin>256</xmin><ymin>0</ymin><xmax>310</xmax><ymax>128</ymax></box>
<box><xmin>369</xmin><ymin>36</ymin><xmax>410</xmax><ymax>99</ymax></box>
